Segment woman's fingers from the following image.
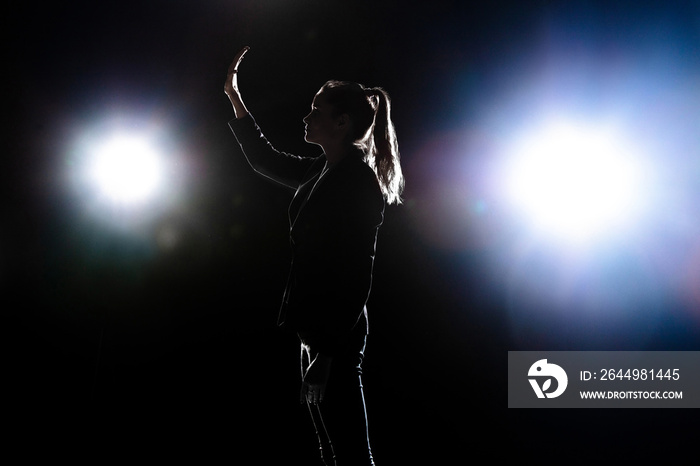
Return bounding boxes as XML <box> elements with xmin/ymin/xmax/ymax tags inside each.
<box><xmin>308</xmin><ymin>386</ymin><xmax>319</xmax><ymax>405</ymax></box>
<box><xmin>228</xmin><ymin>46</ymin><xmax>250</xmax><ymax>75</ymax></box>
<box><xmin>301</xmin><ymin>382</ymin><xmax>325</xmax><ymax>405</ymax></box>
<box><xmin>225</xmin><ymin>46</ymin><xmax>250</xmax><ymax>101</ymax></box>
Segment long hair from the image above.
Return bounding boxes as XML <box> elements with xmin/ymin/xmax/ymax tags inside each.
<box><xmin>320</xmin><ymin>80</ymin><xmax>405</xmax><ymax>205</ymax></box>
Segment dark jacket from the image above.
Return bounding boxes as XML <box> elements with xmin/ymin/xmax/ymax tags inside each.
<box><xmin>229</xmin><ymin>114</ymin><xmax>385</xmax><ymax>355</ymax></box>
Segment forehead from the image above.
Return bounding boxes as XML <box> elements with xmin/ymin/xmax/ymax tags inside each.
<box><xmin>312</xmin><ymin>91</ymin><xmax>329</xmax><ymax>107</ymax></box>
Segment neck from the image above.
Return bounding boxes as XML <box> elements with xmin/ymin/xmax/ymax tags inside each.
<box><xmin>323</xmin><ymin>142</ymin><xmax>354</xmax><ymax>166</ymax></box>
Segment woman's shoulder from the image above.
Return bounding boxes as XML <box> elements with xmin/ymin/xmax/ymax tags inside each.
<box><xmin>336</xmin><ymin>154</ymin><xmax>381</xmax><ymax>188</ymax></box>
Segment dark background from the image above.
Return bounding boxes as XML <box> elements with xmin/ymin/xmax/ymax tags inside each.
<box><xmin>6</xmin><ymin>1</ymin><xmax>699</xmax><ymax>463</ymax></box>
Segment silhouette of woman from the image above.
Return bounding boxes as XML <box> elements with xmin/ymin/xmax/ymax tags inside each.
<box><xmin>224</xmin><ymin>46</ymin><xmax>403</xmax><ymax>466</ymax></box>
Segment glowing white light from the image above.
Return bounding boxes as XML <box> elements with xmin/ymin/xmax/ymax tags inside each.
<box><xmin>504</xmin><ymin>121</ymin><xmax>644</xmax><ymax>243</ymax></box>
<box><xmin>88</xmin><ymin>134</ymin><xmax>163</xmax><ymax>204</ymax></box>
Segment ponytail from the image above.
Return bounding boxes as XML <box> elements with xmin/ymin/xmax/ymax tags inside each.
<box><xmin>364</xmin><ymin>88</ymin><xmax>404</xmax><ymax>205</ymax></box>
<box><xmin>319</xmin><ymin>81</ymin><xmax>405</xmax><ymax>205</ymax></box>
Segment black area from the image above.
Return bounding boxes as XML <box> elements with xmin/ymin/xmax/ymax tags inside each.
<box><xmin>6</xmin><ymin>1</ymin><xmax>699</xmax><ymax>463</ymax></box>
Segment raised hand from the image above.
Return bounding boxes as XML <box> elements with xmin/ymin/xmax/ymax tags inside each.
<box><xmin>224</xmin><ymin>46</ymin><xmax>251</xmax><ymax>118</ymax></box>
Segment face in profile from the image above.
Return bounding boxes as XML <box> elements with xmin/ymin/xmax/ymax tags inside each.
<box><xmin>303</xmin><ymin>91</ymin><xmax>340</xmax><ymax>147</ymax></box>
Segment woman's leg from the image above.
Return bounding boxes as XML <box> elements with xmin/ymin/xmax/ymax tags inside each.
<box><xmin>316</xmin><ymin>336</ymin><xmax>375</xmax><ymax>466</ymax></box>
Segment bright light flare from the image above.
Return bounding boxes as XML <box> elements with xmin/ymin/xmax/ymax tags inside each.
<box><xmin>504</xmin><ymin>121</ymin><xmax>647</xmax><ymax>243</ymax></box>
<box><xmin>87</xmin><ymin>134</ymin><xmax>163</xmax><ymax>204</ymax></box>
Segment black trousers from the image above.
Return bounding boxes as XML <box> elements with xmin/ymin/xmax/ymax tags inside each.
<box><xmin>300</xmin><ymin>334</ymin><xmax>375</xmax><ymax>466</ymax></box>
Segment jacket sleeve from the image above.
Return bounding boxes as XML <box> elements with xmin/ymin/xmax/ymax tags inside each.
<box><xmin>228</xmin><ymin>114</ymin><xmax>316</xmax><ymax>189</ymax></box>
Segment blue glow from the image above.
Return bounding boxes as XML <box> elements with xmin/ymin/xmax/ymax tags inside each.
<box><xmin>421</xmin><ymin>7</ymin><xmax>700</xmax><ymax>346</ymax></box>
<box><xmin>501</xmin><ymin>118</ymin><xmax>652</xmax><ymax>246</ymax></box>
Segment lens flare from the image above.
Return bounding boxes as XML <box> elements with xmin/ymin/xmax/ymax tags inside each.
<box><xmin>504</xmin><ymin>121</ymin><xmax>646</xmax><ymax>244</ymax></box>
<box><xmin>87</xmin><ymin>134</ymin><xmax>163</xmax><ymax>204</ymax></box>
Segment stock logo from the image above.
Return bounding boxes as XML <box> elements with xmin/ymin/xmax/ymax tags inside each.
<box><xmin>528</xmin><ymin>359</ymin><xmax>568</xmax><ymax>399</ymax></box>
